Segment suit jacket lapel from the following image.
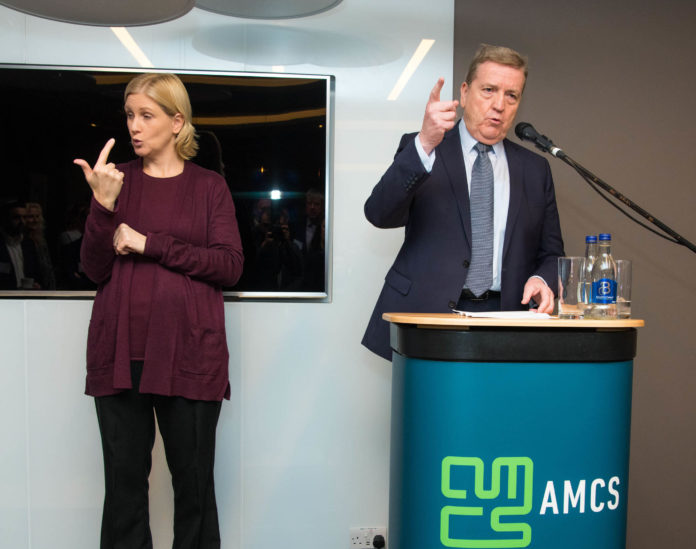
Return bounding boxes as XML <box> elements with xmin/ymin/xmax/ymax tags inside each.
<box><xmin>438</xmin><ymin>122</ymin><xmax>472</xmax><ymax>248</ymax></box>
<box><xmin>502</xmin><ymin>138</ymin><xmax>523</xmax><ymax>263</ymax></box>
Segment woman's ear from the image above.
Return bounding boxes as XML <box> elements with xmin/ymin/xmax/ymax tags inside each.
<box><xmin>172</xmin><ymin>113</ymin><xmax>185</xmax><ymax>135</ymax></box>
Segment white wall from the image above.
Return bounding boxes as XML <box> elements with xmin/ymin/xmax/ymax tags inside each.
<box><xmin>0</xmin><ymin>3</ymin><xmax>454</xmax><ymax>548</ymax></box>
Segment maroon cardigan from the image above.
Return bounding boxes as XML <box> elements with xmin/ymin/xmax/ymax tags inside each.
<box><xmin>81</xmin><ymin>159</ymin><xmax>244</xmax><ymax>401</ymax></box>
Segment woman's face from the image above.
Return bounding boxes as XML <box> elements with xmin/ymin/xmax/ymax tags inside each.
<box><xmin>24</xmin><ymin>205</ymin><xmax>42</xmax><ymax>231</ymax></box>
<box><xmin>124</xmin><ymin>92</ymin><xmax>183</xmax><ymax>160</ymax></box>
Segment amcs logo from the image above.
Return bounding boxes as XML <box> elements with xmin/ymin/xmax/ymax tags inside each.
<box><xmin>440</xmin><ymin>456</ymin><xmax>533</xmax><ymax>548</ymax></box>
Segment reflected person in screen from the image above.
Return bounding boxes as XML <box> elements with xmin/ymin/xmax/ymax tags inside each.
<box><xmin>0</xmin><ymin>200</ymin><xmax>42</xmax><ymax>289</ymax></box>
<box><xmin>24</xmin><ymin>202</ymin><xmax>57</xmax><ymax>290</ymax></box>
<box><xmin>362</xmin><ymin>44</ymin><xmax>565</xmax><ymax>360</ymax></box>
<box><xmin>296</xmin><ymin>188</ymin><xmax>325</xmax><ymax>291</ymax></box>
<box><xmin>74</xmin><ymin>73</ymin><xmax>244</xmax><ymax>548</ymax></box>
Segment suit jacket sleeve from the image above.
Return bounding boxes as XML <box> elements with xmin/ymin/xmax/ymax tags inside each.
<box><xmin>531</xmin><ymin>157</ymin><xmax>564</xmax><ymax>293</ymax></box>
<box><xmin>364</xmin><ymin>133</ymin><xmax>431</xmax><ymax>228</ymax></box>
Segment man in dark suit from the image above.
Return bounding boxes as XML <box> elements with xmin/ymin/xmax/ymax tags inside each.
<box><xmin>0</xmin><ymin>200</ymin><xmax>42</xmax><ymax>290</ymax></box>
<box><xmin>362</xmin><ymin>44</ymin><xmax>565</xmax><ymax>360</ymax></box>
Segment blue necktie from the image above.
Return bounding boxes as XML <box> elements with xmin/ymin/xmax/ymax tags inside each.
<box><xmin>465</xmin><ymin>142</ymin><xmax>494</xmax><ymax>297</ymax></box>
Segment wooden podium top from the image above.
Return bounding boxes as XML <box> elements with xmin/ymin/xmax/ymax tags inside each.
<box><xmin>382</xmin><ymin>312</ymin><xmax>644</xmax><ymax>329</ymax></box>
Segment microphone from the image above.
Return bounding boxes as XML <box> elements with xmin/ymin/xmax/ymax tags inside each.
<box><xmin>515</xmin><ymin>122</ymin><xmax>566</xmax><ymax>158</ymax></box>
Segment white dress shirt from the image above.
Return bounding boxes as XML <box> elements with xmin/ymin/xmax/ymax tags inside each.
<box><xmin>415</xmin><ymin>123</ymin><xmax>509</xmax><ymax>291</ymax></box>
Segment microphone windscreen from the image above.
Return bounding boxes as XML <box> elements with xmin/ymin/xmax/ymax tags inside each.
<box><xmin>515</xmin><ymin>122</ymin><xmax>535</xmax><ymax>141</ymax></box>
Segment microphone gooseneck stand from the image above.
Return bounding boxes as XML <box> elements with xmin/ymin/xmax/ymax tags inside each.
<box><xmin>514</xmin><ymin>122</ymin><xmax>696</xmax><ymax>255</ymax></box>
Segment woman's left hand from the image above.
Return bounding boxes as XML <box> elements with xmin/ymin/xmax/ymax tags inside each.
<box><xmin>113</xmin><ymin>223</ymin><xmax>147</xmax><ymax>255</ymax></box>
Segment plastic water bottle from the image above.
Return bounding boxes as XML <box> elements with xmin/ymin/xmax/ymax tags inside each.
<box><xmin>582</xmin><ymin>235</ymin><xmax>598</xmax><ymax>315</ymax></box>
<box><xmin>589</xmin><ymin>233</ymin><xmax>617</xmax><ymax>318</ymax></box>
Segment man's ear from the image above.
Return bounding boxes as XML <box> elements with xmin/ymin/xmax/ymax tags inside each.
<box><xmin>459</xmin><ymin>82</ymin><xmax>469</xmax><ymax>109</ymax></box>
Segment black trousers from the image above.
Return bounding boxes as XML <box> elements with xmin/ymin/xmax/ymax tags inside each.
<box><xmin>94</xmin><ymin>362</ymin><xmax>222</xmax><ymax>549</ymax></box>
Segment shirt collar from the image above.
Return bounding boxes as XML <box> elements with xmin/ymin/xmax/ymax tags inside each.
<box><xmin>458</xmin><ymin>120</ymin><xmax>505</xmax><ymax>157</ymax></box>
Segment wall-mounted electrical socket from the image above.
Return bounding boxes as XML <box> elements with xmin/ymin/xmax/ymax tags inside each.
<box><xmin>350</xmin><ymin>527</ymin><xmax>387</xmax><ymax>548</ymax></box>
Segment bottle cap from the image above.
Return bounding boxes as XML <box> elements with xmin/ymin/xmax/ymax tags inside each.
<box><xmin>599</xmin><ymin>233</ymin><xmax>612</xmax><ymax>241</ymax></box>
<box><xmin>585</xmin><ymin>235</ymin><xmax>598</xmax><ymax>243</ymax></box>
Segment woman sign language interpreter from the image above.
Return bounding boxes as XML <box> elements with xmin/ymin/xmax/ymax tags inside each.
<box><xmin>76</xmin><ymin>72</ymin><xmax>243</xmax><ymax>549</ymax></box>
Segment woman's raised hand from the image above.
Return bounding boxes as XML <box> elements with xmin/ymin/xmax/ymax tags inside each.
<box><xmin>74</xmin><ymin>138</ymin><xmax>124</xmax><ymax>211</ymax></box>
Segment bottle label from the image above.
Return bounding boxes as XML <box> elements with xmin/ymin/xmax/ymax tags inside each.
<box><xmin>592</xmin><ymin>278</ymin><xmax>616</xmax><ymax>304</ymax></box>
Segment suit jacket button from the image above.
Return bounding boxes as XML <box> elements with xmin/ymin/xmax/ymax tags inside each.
<box><xmin>463</xmin><ymin>260</ymin><xmax>470</xmax><ymax>268</ymax></box>
<box><xmin>448</xmin><ymin>300</ymin><xmax>456</xmax><ymax>308</ymax></box>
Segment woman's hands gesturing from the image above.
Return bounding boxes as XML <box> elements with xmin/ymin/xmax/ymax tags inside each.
<box><xmin>74</xmin><ymin>138</ymin><xmax>124</xmax><ymax>211</ymax></box>
<box><xmin>113</xmin><ymin>223</ymin><xmax>146</xmax><ymax>256</ymax></box>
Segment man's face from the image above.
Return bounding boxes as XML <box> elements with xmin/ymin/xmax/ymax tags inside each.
<box><xmin>5</xmin><ymin>207</ymin><xmax>26</xmax><ymax>236</ymax></box>
<box><xmin>460</xmin><ymin>61</ymin><xmax>525</xmax><ymax>145</ymax></box>
<box><xmin>255</xmin><ymin>199</ymin><xmax>272</xmax><ymax>224</ymax></box>
<box><xmin>306</xmin><ymin>196</ymin><xmax>323</xmax><ymax>222</ymax></box>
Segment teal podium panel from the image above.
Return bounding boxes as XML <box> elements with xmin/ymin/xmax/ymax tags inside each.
<box><xmin>387</xmin><ymin>322</ymin><xmax>637</xmax><ymax>549</ymax></box>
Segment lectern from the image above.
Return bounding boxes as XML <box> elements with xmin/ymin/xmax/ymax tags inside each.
<box><xmin>383</xmin><ymin>313</ymin><xmax>644</xmax><ymax>549</ymax></box>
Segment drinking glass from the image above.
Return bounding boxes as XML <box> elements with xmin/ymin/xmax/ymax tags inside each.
<box><xmin>616</xmin><ymin>259</ymin><xmax>632</xmax><ymax>318</ymax></box>
<box><xmin>558</xmin><ymin>257</ymin><xmax>585</xmax><ymax>319</ymax></box>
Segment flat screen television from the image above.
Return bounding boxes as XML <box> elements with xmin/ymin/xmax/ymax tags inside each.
<box><xmin>0</xmin><ymin>65</ymin><xmax>334</xmax><ymax>299</ymax></box>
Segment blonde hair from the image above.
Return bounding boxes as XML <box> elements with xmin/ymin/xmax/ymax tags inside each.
<box><xmin>124</xmin><ymin>73</ymin><xmax>198</xmax><ymax>160</ymax></box>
